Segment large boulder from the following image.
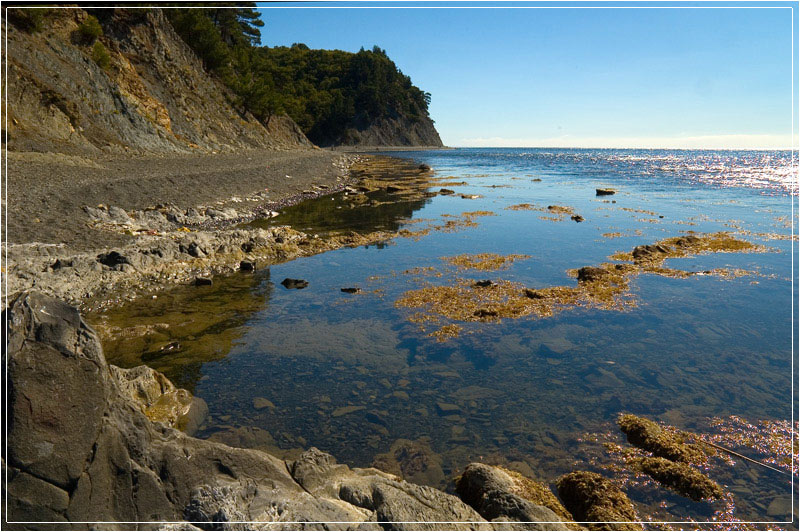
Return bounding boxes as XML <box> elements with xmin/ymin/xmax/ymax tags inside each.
<box><xmin>556</xmin><ymin>472</ymin><xmax>642</xmax><ymax>531</ymax></box>
<box><xmin>455</xmin><ymin>463</ymin><xmax>577</xmax><ymax>530</ymax></box>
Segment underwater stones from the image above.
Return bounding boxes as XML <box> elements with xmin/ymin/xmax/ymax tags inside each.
<box><xmin>436</xmin><ymin>402</ymin><xmax>461</xmax><ymax>415</ymax></box>
<box><xmin>556</xmin><ymin>471</ymin><xmax>641</xmax><ymax>531</ymax></box>
<box><xmin>341</xmin><ymin>287</ymin><xmax>362</xmax><ymax>294</ymax></box>
<box><xmin>616</xmin><ymin>414</ymin><xmax>707</xmax><ymax>464</ymax></box>
<box><xmin>634</xmin><ymin>457</ymin><xmax>723</xmax><ymax>502</ymax></box>
<box><xmin>194</xmin><ymin>276</ymin><xmax>213</xmax><ymax>286</ymax></box>
<box><xmin>332</xmin><ymin>405</ymin><xmax>366</xmax><ymax>417</ymax></box>
<box><xmin>456</xmin><ymin>463</ymin><xmax>576</xmax><ymax>528</ymax></box>
<box><xmin>576</xmin><ymin>266</ymin><xmax>609</xmax><ymax>283</ymax></box>
<box><xmin>596</xmin><ymin>188</ymin><xmax>616</xmax><ymax>196</ymax></box>
<box><xmin>372</xmin><ymin>438</ymin><xmax>445</xmax><ymax>488</ymax></box>
<box><xmin>252</xmin><ymin>397</ymin><xmax>275</xmax><ymax>410</ymax></box>
<box><xmin>281</xmin><ymin>278</ymin><xmax>309</xmax><ymax>289</ymax></box>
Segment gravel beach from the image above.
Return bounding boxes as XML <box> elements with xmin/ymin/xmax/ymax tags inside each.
<box><xmin>4</xmin><ymin>148</ymin><xmax>352</xmax><ymax>252</ymax></box>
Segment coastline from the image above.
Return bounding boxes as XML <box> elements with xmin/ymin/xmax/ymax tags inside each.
<box><xmin>2</xmin><ymin>150</ymin><xmax>428</xmax><ymax>311</ymax></box>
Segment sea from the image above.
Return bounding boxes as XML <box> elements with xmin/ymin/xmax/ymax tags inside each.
<box><xmin>88</xmin><ymin>148</ymin><xmax>798</xmax><ymax>528</ymax></box>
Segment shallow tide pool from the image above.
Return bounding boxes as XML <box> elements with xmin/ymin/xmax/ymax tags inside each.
<box><xmin>88</xmin><ymin>148</ymin><xmax>798</xmax><ymax>528</ymax></box>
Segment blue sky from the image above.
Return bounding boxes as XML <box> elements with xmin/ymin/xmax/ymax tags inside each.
<box><xmin>258</xmin><ymin>2</ymin><xmax>797</xmax><ymax>148</ymax></box>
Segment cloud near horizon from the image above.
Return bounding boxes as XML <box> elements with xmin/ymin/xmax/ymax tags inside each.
<box><xmin>457</xmin><ymin>134</ymin><xmax>795</xmax><ymax>150</ymax></box>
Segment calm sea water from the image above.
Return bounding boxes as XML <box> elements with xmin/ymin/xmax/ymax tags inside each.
<box><xmin>90</xmin><ymin>148</ymin><xmax>797</xmax><ymax>527</ymax></box>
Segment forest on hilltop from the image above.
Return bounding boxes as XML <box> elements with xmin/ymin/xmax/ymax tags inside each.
<box><xmin>163</xmin><ymin>5</ymin><xmax>434</xmax><ymax>146</ymax></box>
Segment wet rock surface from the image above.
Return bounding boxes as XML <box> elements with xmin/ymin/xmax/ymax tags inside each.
<box><xmin>633</xmin><ymin>457</ymin><xmax>723</xmax><ymax>502</ymax></box>
<box><xmin>456</xmin><ymin>463</ymin><xmax>577</xmax><ymax>530</ymax></box>
<box><xmin>617</xmin><ymin>414</ymin><xmax>708</xmax><ymax>464</ymax></box>
<box><xmin>556</xmin><ymin>471</ymin><xmax>642</xmax><ymax>531</ymax></box>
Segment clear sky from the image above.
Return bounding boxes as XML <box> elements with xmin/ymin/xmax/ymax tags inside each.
<box><xmin>258</xmin><ymin>1</ymin><xmax>797</xmax><ymax>149</ymax></box>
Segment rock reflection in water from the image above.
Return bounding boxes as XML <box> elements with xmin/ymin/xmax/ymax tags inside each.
<box><xmin>86</xmin><ymin>268</ymin><xmax>272</xmax><ymax>391</ymax></box>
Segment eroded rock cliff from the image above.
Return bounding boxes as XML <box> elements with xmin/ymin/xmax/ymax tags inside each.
<box><xmin>3</xmin><ymin>8</ymin><xmax>312</xmax><ymax>154</ymax></box>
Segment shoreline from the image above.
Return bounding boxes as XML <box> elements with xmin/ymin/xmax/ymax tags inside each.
<box><xmin>3</xmin><ymin>149</ymin><xmax>427</xmax><ymax>311</ymax></box>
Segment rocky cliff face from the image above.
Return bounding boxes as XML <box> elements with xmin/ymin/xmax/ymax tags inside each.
<box><xmin>3</xmin><ymin>8</ymin><xmax>312</xmax><ymax>154</ymax></box>
<box><xmin>337</xmin><ymin>113</ymin><xmax>444</xmax><ymax>147</ymax></box>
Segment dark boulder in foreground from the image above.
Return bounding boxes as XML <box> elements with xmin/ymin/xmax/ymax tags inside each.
<box><xmin>556</xmin><ymin>471</ymin><xmax>642</xmax><ymax>531</ymax></box>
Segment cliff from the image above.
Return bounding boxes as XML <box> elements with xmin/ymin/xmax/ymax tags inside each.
<box><xmin>3</xmin><ymin>8</ymin><xmax>312</xmax><ymax>155</ymax></box>
<box><xmin>329</xmin><ymin>113</ymin><xmax>443</xmax><ymax>147</ymax></box>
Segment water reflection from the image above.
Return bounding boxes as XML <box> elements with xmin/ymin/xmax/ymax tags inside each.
<box><xmin>87</xmin><ymin>268</ymin><xmax>272</xmax><ymax>391</ymax></box>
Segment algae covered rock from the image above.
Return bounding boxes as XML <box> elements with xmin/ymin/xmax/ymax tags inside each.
<box><xmin>456</xmin><ymin>463</ymin><xmax>579</xmax><ymax>529</ymax></box>
<box><xmin>635</xmin><ymin>457</ymin><xmax>724</xmax><ymax>501</ymax></box>
<box><xmin>372</xmin><ymin>437</ymin><xmax>445</xmax><ymax>488</ymax></box>
<box><xmin>617</xmin><ymin>414</ymin><xmax>707</xmax><ymax>464</ymax></box>
<box><xmin>556</xmin><ymin>471</ymin><xmax>642</xmax><ymax>531</ymax></box>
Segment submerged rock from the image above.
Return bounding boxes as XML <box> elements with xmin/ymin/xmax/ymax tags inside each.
<box><xmin>194</xmin><ymin>276</ymin><xmax>213</xmax><ymax>286</ymax></box>
<box><xmin>571</xmin><ymin>215</ymin><xmax>585</xmax><ymax>223</ymax></box>
<box><xmin>341</xmin><ymin>287</ymin><xmax>362</xmax><ymax>294</ymax></box>
<box><xmin>281</xmin><ymin>278</ymin><xmax>309</xmax><ymax>289</ymax></box>
<box><xmin>456</xmin><ymin>463</ymin><xmax>577</xmax><ymax>529</ymax></box>
<box><xmin>634</xmin><ymin>457</ymin><xmax>723</xmax><ymax>501</ymax></box>
<box><xmin>372</xmin><ymin>438</ymin><xmax>445</xmax><ymax>488</ymax></box>
<box><xmin>556</xmin><ymin>471</ymin><xmax>642</xmax><ymax>531</ymax></box>
<box><xmin>439</xmin><ymin>188</ymin><xmax>455</xmax><ymax>195</ymax></box>
<box><xmin>596</xmin><ymin>188</ymin><xmax>616</xmax><ymax>196</ymax></box>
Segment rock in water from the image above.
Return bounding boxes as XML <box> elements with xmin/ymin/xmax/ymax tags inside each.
<box><xmin>341</xmin><ymin>287</ymin><xmax>361</xmax><ymax>294</ymax></box>
<box><xmin>576</xmin><ymin>266</ymin><xmax>608</xmax><ymax>283</ymax></box>
<box><xmin>281</xmin><ymin>278</ymin><xmax>309</xmax><ymax>289</ymax></box>
<box><xmin>194</xmin><ymin>276</ymin><xmax>213</xmax><ymax>286</ymax></box>
<box><xmin>596</xmin><ymin>188</ymin><xmax>616</xmax><ymax>196</ymax></box>
<box><xmin>239</xmin><ymin>260</ymin><xmax>256</xmax><ymax>272</ymax></box>
<box><xmin>418</xmin><ymin>163</ymin><xmax>432</xmax><ymax>171</ymax></box>
<box><xmin>456</xmin><ymin>463</ymin><xmax>576</xmax><ymax>528</ymax></box>
<box><xmin>556</xmin><ymin>471</ymin><xmax>642</xmax><ymax>531</ymax></box>
<box><xmin>634</xmin><ymin>457</ymin><xmax>723</xmax><ymax>501</ymax></box>
<box><xmin>571</xmin><ymin>215</ymin><xmax>585</xmax><ymax>223</ymax></box>
<box><xmin>617</xmin><ymin>414</ymin><xmax>707</xmax><ymax>463</ymax></box>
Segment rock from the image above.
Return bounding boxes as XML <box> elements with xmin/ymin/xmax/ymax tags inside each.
<box><xmin>596</xmin><ymin>188</ymin><xmax>616</xmax><ymax>196</ymax></box>
<box><xmin>97</xmin><ymin>250</ymin><xmax>130</xmax><ymax>268</ymax></box>
<box><xmin>571</xmin><ymin>215</ymin><xmax>585</xmax><ymax>223</ymax></box>
<box><xmin>107</xmin><ymin>205</ymin><xmax>133</xmax><ymax>225</ymax></box>
<box><xmin>456</xmin><ymin>463</ymin><xmax>576</xmax><ymax>529</ymax></box>
<box><xmin>332</xmin><ymin>405</ymin><xmax>366</xmax><ymax>417</ymax></box>
<box><xmin>194</xmin><ymin>276</ymin><xmax>213</xmax><ymax>286</ymax></box>
<box><xmin>617</xmin><ymin>414</ymin><xmax>707</xmax><ymax>463</ymax></box>
<box><xmin>631</xmin><ymin>244</ymin><xmax>670</xmax><ymax>263</ymax></box>
<box><xmin>524</xmin><ymin>288</ymin><xmax>546</xmax><ymax>299</ymax></box>
<box><xmin>252</xmin><ymin>397</ymin><xmax>275</xmax><ymax>410</ymax></box>
<box><xmin>556</xmin><ymin>471</ymin><xmax>641</xmax><ymax>530</ymax></box>
<box><xmin>341</xmin><ymin>287</ymin><xmax>361</xmax><ymax>294</ymax></box>
<box><xmin>473</xmin><ymin>280</ymin><xmax>495</xmax><ymax>288</ymax></box>
<box><xmin>474</xmin><ymin>308</ymin><xmax>498</xmax><ymax>318</ymax></box>
<box><xmin>439</xmin><ymin>188</ymin><xmax>455</xmax><ymax>195</ymax></box>
<box><xmin>281</xmin><ymin>278</ymin><xmax>309</xmax><ymax>289</ymax></box>
<box><xmin>576</xmin><ymin>266</ymin><xmax>608</xmax><ymax>283</ymax></box>
<box><xmin>239</xmin><ymin>260</ymin><xmax>256</xmax><ymax>272</ymax></box>
<box><xmin>418</xmin><ymin>164</ymin><xmax>432</xmax><ymax>171</ymax></box>
<box><xmin>767</xmin><ymin>497</ymin><xmax>793</xmax><ymax>517</ymax></box>
<box><xmin>634</xmin><ymin>457</ymin><xmax>723</xmax><ymax>501</ymax></box>
<box><xmin>372</xmin><ymin>438</ymin><xmax>445</xmax><ymax>488</ymax></box>
<box><xmin>436</xmin><ymin>402</ymin><xmax>460</xmax><ymax>415</ymax></box>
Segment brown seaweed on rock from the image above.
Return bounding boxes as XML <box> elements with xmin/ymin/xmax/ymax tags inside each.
<box><xmin>633</xmin><ymin>456</ymin><xmax>724</xmax><ymax>502</ymax></box>
<box><xmin>556</xmin><ymin>471</ymin><xmax>642</xmax><ymax>531</ymax></box>
<box><xmin>617</xmin><ymin>414</ymin><xmax>710</xmax><ymax>464</ymax></box>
